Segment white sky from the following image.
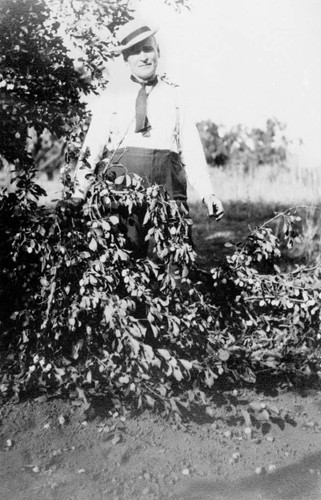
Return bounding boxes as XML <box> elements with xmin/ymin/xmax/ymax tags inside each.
<box><xmin>126</xmin><ymin>0</ymin><xmax>321</xmax><ymax>165</ymax></box>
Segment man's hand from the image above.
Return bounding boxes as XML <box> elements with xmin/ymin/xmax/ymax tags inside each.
<box><xmin>203</xmin><ymin>194</ymin><xmax>224</xmax><ymax>221</ymax></box>
<box><xmin>56</xmin><ymin>197</ymin><xmax>83</xmax><ymax>216</ymax></box>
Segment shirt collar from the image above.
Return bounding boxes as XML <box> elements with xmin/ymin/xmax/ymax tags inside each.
<box><xmin>130</xmin><ymin>74</ymin><xmax>158</xmax><ymax>86</ymax></box>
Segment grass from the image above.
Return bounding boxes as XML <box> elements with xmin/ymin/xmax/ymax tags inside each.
<box><xmin>203</xmin><ymin>157</ymin><xmax>321</xmax><ymax>206</ymax></box>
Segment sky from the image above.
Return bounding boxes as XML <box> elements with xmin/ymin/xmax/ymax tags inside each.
<box><xmin>121</xmin><ymin>0</ymin><xmax>321</xmax><ymax>166</ymax></box>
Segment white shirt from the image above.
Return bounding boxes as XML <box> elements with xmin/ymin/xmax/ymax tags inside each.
<box><xmin>73</xmin><ymin>75</ymin><xmax>215</xmax><ymax>200</ymax></box>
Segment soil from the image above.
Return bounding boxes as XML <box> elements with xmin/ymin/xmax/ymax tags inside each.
<box><xmin>1</xmin><ymin>383</ymin><xmax>321</xmax><ymax>500</ymax></box>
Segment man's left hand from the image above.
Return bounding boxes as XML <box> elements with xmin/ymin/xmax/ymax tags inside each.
<box><xmin>203</xmin><ymin>194</ymin><xmax>224</xmax><ymax>221</ymax></box>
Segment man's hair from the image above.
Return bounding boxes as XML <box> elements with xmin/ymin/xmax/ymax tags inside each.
<box><xmin>122</xmin><ymin>48</ymin><xmax>131</xmax><ymax>62</ymax></box>
<box><xmin>122</xmin><ymin>36</ymin><xmax>159</xmax><ymax>62</ymax></box>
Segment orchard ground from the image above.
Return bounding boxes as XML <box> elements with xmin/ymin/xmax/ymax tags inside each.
<box><xmin>2</xmin><ymin>178</ymin><xmax>321</xmax><ymax>500</ymax></box>
<box><xmin>1</xmin><ymin>380</ymin><xmax>321</xmax><ymax>500</ymax></box>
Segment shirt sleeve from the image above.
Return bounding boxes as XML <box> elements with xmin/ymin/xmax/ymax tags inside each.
<box><xmin>176</xmin><ymin>88</ymin><xmax>215</xmax><ymax>200</ymax></box>
<box><xmin>73</xmin><ymin>95</ymin><xmax>111</xmax><ymax>199</ymax></box>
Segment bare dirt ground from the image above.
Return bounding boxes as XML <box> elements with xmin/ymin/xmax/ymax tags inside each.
<box><xmin>1</xmin><ymin>382</ymin><xmax>321</xmax><ymax>500</ymax></box>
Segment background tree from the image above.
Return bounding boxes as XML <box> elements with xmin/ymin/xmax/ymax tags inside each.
<box><xmin>197</xmin><ymin>118</ymin><xmax>289</xmax><ymax>171</ymax></box>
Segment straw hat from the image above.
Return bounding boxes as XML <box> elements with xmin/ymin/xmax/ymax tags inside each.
<box><xmin>114</xmin><ymin>19</ymin><xmax>158</xmax><ymax>53</ymax></box>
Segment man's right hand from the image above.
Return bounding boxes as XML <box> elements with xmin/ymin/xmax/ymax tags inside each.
<box><xmin>56</xmin><ymin>197</ymin><xmax>83</xmax><ymax>216</ymax></box>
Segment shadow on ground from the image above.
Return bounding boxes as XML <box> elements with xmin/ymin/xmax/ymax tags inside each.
<box><xmin>174</xmin><ymin>451</ymin><xmax>321</xmax><ymax>500</ymax></box>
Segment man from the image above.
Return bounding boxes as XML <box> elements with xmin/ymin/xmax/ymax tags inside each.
<box><xmin>64</xmin><ymin>19</ymin><xmax>224</xmax><ymax>254</ymax></box>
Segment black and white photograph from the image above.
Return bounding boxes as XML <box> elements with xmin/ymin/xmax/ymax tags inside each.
<box><xmin>1</xmin><ymin>1</ymin><xmax>321</xmax><ymax>499</ymax></box>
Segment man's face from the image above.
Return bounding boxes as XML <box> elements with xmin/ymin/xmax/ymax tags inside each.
<box><xmin>125</xmin><ymin>36</ymin><xmax>159</xmax><ymax>81</ymax></box>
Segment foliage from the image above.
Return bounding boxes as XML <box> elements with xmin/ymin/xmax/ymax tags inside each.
<box><xmin>210</xmin><ymin>211</ymin><xmax>321</xmax><ymax>383</ymax></box>
<box><xmin>0</xmin><ymin>0</ymin><xmax>134</xmax><ymax>174</ymax></box>
<box><xmin>1</xmin><ymin>167</ymin><xmax>321</xmax><ymax>419</ymax></box>
<box><xmin>48</xmin><ymin>0</ymin><xmax>133</xmax><ymax>85</ymax></box>
<box><xmin>162</xmin><ymin>0</ymin><xmax>192</xmax><ymax>10</ymax></box>
<box><xmin>282</xmin><ymin>205</ymin><xmax>321</xmax><ymax>265</ymax></box>
<box><xmin>197</xmin><ymin>118</ymin><xmax>289</xmax><ymax>170</ymax></box>
<box><xmin>0</xmin><ymin>0</ymin><xmax>85</xmax><ymax>168</ymax></box>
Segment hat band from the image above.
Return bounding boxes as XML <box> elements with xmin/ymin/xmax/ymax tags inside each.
<box><xmin>121</xmin><ymin>26</ymin><xmax>151</xmax><ymax>46</ymax></box>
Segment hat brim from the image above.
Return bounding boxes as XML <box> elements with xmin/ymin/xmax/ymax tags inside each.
<box><xmin>114</xmin><ymin>28</ymin><xmax>158</xmax><ymax>54</ymax></box>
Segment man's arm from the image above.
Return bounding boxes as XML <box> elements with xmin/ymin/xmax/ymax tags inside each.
<box><xmin>176</xmin><ymin>90</ymin><xmax>224</xmax><ymax>220</ymax></box>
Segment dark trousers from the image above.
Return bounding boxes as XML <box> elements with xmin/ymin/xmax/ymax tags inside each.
<box><xmin>105</xmin><ymin>147</ymin><xmax>191</xmax><ymax>257</ymax></box>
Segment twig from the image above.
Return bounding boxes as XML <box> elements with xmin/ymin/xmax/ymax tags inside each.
<box><xmin>41</xmin><ymin>266</ymin><xmax>57</xmax><ymax>330</ymax></box>
<box><xmin>287</xmin><ymin>265</ymin><xmax>321</xmax><ymax>276</ymax></box>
